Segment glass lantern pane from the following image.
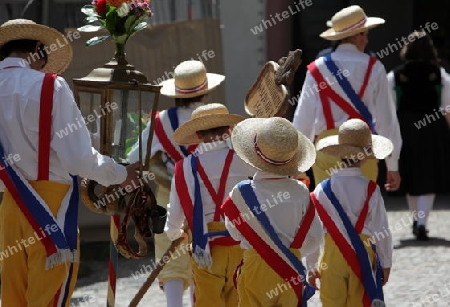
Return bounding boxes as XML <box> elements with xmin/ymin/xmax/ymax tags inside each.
<box><xmin>111</xmin><ymin>89</ymin><xmax>156</xmax><ymax>163</ymax></box>
<box><xmin>77</xmin><ymin>91</ymin><xmax>103</xmax><ymax>152</ymax></box>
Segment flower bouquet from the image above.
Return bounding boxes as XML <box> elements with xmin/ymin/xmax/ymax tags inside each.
<box><xmin>78</xmin><ymin>0</ymin><xmax>153</xmax><ymax>57</ymax></box>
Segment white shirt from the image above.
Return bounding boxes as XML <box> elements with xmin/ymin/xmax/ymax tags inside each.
<box><xmin>293</xmin><ymin>44</ymin><xmax>402</xmax><ymax>171</ymax></box>
<box><xmin>127</xmin><ymin>102</ymin><xmax>204</xmax><ymax>175</ymax></box>
<box><xmin>387</xmin><ymin>67</ymin><xmax>450</xmax><ymax>111</ymax></box>
<box><xmin>225</xmin><ymin>171</ymin><xmax>324</xmax><ymax>261</ymax></box>
<box><xmin>0</xmin><ymin>57</ymin><xmax>126</xmax><ymax>188</ymax></box>
<box><xmin>165</xmin><ymin>142</ymin><xmax>257</xmax><ymax>241</ymax></box>
<box><xmin>307</xmin><ymin>167</ymin><xmax>393</xmax><ymax>268</ymax></box>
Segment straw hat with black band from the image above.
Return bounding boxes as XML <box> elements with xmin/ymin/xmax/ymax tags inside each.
<box><xmin>231</xmin><ymin>117</ymin><xmax>316</xmax><ymax>177</ymax></box>
<box><xmin>316</xmin><ymin>118</ymin><xmax>393</xmax><ymax>160</ymax></box>
<box><xmin>173</xmin><ymin>103</ymin><xmax>245</xmax><ymax>145</ymax></box>
<box><xmin>160</xmin><ymin>60</ymin><xmax>225</xmax><ymax>98</ymax></box>
<box><xmin>320</xmin><ymin>5</ymin><xmax>385</xmax><ymax>41</ymax></box>
<box><xmin>0</xmin><ymin>19</ymin><xmax>73</xmax><ymax>74</ymax></box>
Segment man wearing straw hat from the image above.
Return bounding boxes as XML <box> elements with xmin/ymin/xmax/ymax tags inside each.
<box><xmin>307</xmin><ymin>118</ymin><xmax>393</xmax><ymax>307</ymax></box>
<box><xmin>221</xmin><ymin>117</ymin><xmax>323</xmax><ymax>307</ymax></box>
<box><xmin>0</xmin><ymin>19</ymin><xmax>140</xmax><ymax>306</ymax></box>
<box><xmin>127</xmin><ymin>60</ymin><xmax>225</xmax><ymax>307</ymax></box>
<box><xmin>165</xmin><ymin>103</ymin><xmax>256</xmax><ymax>307</ymax></box>
<box><xmin>293</xmin><ymin>5</ymin><xmax>402</xmax><ymax>192</ymax></box>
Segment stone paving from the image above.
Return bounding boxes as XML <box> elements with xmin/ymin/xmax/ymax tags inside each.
<box><xmin>32</xmin><ymin>195</ymin><xmax>450</xmax><ymax>306</ymax></box>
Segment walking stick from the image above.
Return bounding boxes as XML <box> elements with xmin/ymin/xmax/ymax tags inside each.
<box><xmin>128</xmin><ymin>236</ymin><xmax>186</xmax><ymax>307</ymax></box>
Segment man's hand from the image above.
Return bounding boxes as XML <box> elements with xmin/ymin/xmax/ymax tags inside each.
<box><xmin>120</xmin><ymin>161</ymin><xmax>141</xmax><ymax>190</ymax></box>
<box><xmin>307</xmin><ymin>270</ymin><xmax>321</xmax><ymax>290</ymax></box>
<box><xmin>385</xmin><ymin>171</ymin><xmax>401</xmax><ymax>192</ymax></box>
<box><xmin>382</xmin><ymin>268</ymin><xmax>391</xmax><ymax>286</ymax></box>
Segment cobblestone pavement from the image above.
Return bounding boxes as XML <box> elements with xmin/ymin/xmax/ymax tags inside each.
<box><xmin>68</xmin><ymin>195</ymin><xmax>450</xmax><ymax>307</ymax></box>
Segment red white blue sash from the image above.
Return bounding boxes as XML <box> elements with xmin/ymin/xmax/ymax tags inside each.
<box><xmin>154</xmin><ymin>107</ymin><xmax>196</xmax><ymax>163</ymax></box>
<box><xmin>310</xmin><ymin>179</ymin><xmax>383</xmax><ymax>307</ymax></box>
<box><xmin>173</xmin><ymin>151</ymin><xmax>236</xmax><ymax>268</ymax></box>
<box><xmin>0</xmin><ymin>74</ymin><xmax>78</xmax><ymax>270</ymax></box>
<box><xmin>308</xmin><ymin>55</ymin><xmax>377</xmax><ymax>132</ymax></box>
<box><xmin>221</xmin><ymin>180</ymin><xmax>315</xmax><ymax>307</ymax></box>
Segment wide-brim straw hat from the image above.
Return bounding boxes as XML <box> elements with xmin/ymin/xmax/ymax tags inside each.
<box><xmin>231</xmin><ymin>117</ymin><xmax>316</xmax><ymax>176</ymax></box>
<box><xmin>316</xmin><ymin>119</ymin><xmax>393</xmax><ymax>159</ymax></box>
<box><xmin>320</xmin><ymin>5</ymin><xmax>385</xmax><ymax>41</ymax></box>
<box><xmin>0</xmin><ymin>19</ymin><xmax>73</xmax><ymax>74</ymax></box>
<box><xmin>173</xmin><ymin>103</ymin><xmax>245</xmax><ymax>145</ymax></box>
<box><xmin>160</xmin><ymin>60</ymin><xmax>225</xmax><ymax>98</ymax></box>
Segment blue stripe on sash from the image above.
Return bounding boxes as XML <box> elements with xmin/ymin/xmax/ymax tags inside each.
<box><xmin>238</xmin><ymin>180</ymin><xmax>315</xmax><ymax>306</ymax></box>
<box><xmin>321</xmin><ymin>178</ymin><xmax>383</xmax><ymax>302</ymax></box>
<box><xmin>323</xmin><ymin>54</ymin><xmax>377</xmax><ymax>133</ymax></box>
<box><xmin>0</xmin><ymin>142</ymin><xmax>69</xmax><ymax>251</ymax></box>
<box><xmin>167</xmin><ymin>107</ymin><xmax>189</xmax><ymax>156</ymax></box>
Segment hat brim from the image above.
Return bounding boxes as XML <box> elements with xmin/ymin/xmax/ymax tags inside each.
<box><xmin>316</xmin><ymin>134</ymin><xmax>393</xmax><ymax>159</ymax></box>
<box><xmin>320</xmin><ymin>17</ymin><xmax>385</xmax><ymax>41</ymax></box>
<box><xmin>231</xmin><ymin>118</ymin><xmax>316</xmax><ymax>176</ymax></box>
<box><xmin>0</xmin><ymin>23</ymin><xmax>73</xmax><ymax>74</ymax></box>
<box><xmin>159</xmin><ymin>73</ymin><xmax>225</xmax><ymax>98</ymax></box>
<box><xmin>173</xmin><ymin>113</ymin><xmax>246</xmax><ymax>145</ymax></box>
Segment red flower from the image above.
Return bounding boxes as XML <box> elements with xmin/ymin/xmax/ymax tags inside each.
<box><xmin>95</xmin><ymin>0</ymin><xmax>107</xmax><ymax>17</ymax></box>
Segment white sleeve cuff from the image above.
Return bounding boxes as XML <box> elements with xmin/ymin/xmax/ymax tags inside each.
<box><xmin>384</xmin><ymin>157</ymin><xmax>399</xmax><ymax>172</ymax></box>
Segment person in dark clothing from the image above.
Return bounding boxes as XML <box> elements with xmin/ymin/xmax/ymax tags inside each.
<box><xmin>387</xmin><ymin>31</ymin><xmax>450</xmax><ymax>241</ymax></box>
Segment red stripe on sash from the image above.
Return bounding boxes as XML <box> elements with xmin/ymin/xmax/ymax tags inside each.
<box><xmin>355</xmin><ymin>181</ymin><xmax>377</xmax><ymax>234</ymax></box>
<box><xmin>37</xmin><ymin>73</ymin><xmax>57</xmax><ymax>181</ymax></box>
<box><xmin>358</xmin><ymin>57</ymin><xmax>377</xmax><ymax>99</ymax></box>
<box><xmin>154</xmin><ymin>112</ymin><xmax>184</xmax><ymax>162</ymax></box>
<box><xmin>310</xmin><ymin>192</ymin><xmax>371</xmax><ymax>307</ymax></box>
<box><xmin>290</xmin><ymin>196</ymin><xmax>315</xmax><ymax>249</ymax></box>
<box><xmin>174</xmin><ymin>160</ymin><xmax>194</xmax><ymax>231</ymax></box>
<box><xmin>307</xmin><ymin>57</ymin><xmax>377</xmax><ymax>130</ymax></box>
<box><xmin>196</xmin><ymin>150</ymin><xmax>234</xmax><ymax>221</ymax></box>
<box><xmin>222</xmin><ymin>196</ymin><xmax>304</xmax><ymax>303</ymax></box>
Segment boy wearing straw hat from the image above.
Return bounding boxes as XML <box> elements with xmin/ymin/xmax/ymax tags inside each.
<box><xmin>307</xmin><ymin>118</ymin><xmax>393</xmax><ymax>307</ymax></box>
<box><xmin>221</xmin><ymin>117</ymin><xmax>324</xmax><ymax>307</ymax></box>
<box><xmin>292</xmin><ymin>5</ymin><xmax>402</xmax><ymax>192</ymax></box>
<box><xmin>0</xmin><ymin>19</ymin><xmax>140</xmax><ymax>306</ymax></box>
<box><xmin>127</xmin><ymin>60</ymin><xmax>224</xmax><ymax>307</ymax></box>
<box><xmin>165</xmin><ymin>103</ymin><xmax>256</xmax><ymax>307</ymax></box>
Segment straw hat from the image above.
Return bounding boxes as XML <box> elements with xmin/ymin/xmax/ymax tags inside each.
<box><xmin>320</xmin><ymin>5</ymin><xmax>385</xmax><ymax>41</ymax></box>
<box><xmin>0</xmin><ymin>19</ymin><xmax>73</xmax><ymax>74</ymax></box>
<box><xmin>173</xmin><ymin>103</ymin><xmax>245</xmax><ymax>145</ymax></box>
<box><xmin>231</xmin><ymin>117</ymin><xmax>316</xmax><ymax>176</ymax></box>
<box><xmin>316</xmin><ymin>119</ymin><xmax>393</xmax><ymax>159</ymax></box>
<box><xmin>160</xmin><ymin>60</ymin><xmax>225</xmax><ymax>98</ymax></box>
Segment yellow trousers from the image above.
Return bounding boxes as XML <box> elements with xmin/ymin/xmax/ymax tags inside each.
<box><xmin>313</xmin><ymin>129</ymin><xmax>378</xmax><ymax>185</ymax></box>
<box><xmin>192</xmin><ymin>244</ymin><xmax>243</xmax><ymax>307</ymax></box>
<box><xmin>154</xmin><ymin>184</ymin><xmax>192</xmax><ymax>289</ymax></box>
<box><xmin>319</xmin><ymin>234</ymin><xmax>376</xmax><ymax>307</ymax></box>
<box><xmin>0</xmin><ymin>181</ymin><xmax>79</xmax><ymax>307</ymax></box>
<box><xmin>237</xmin><ymin>248</ymin><xmax>302</xmax><ymax>307</ymax></box>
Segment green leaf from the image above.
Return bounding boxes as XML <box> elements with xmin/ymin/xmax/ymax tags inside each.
<box><xmin>81</xmin><ymin>5</ymin><xmax>97</xmax><ymax>16</ymax></box>
<box><xmin>127</xmin><ymin>112</ymin><xmax>139</xmax><ymax>125</ymax></box>
<box><xmin>124</xmin><ymin>15</ymin><xmax>138</xmax><ymax>33</ymax></box>
<box><xmin>133</xmin><ymin>21</ymin><xmax>148</xmax><ymax>32</ymax></box>
<box><xmin>125</xmin><ymin>137</ymin><xmax>138</xmax><ymax>156</ymax></box>
<box><xmin>85</xmin><ymin>16</ymin><xmax>99</xmax><ymax>23</ymax></box>
<box><xmin>85</xmin><ymin>35</ymin><xmax>110</xmax><ymax>47</ymax></box>
<box><xmin>77</xmin><ymin>24</ymin><xmax>104</xmax><ymax>32</ymax></box>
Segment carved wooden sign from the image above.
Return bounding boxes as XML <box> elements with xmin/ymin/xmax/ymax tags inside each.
<box><xmin>245</xmin><ymin>49</ymin><xmax>302</xmax><ymax>118</ymax></box>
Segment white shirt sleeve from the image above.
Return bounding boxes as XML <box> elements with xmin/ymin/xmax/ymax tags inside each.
<box><xmin>373</xmin><ymin>64</ymin><xmax>402</xmax><ymax>171</ymax></box>
<box><xmin>367</xmin><ymin>188</ymin><xmax>393</xmax><ymax>268</ymax></box>
<box><xmin>293</xmin><ymin>71</ymin><xmax>319</xmax><ymax>142</ymax></box>
<box><xmin>165</xmin><ymin>163</ymin><xmax>187</xmax><ymax>241</ymax></box>
<box><xmin>51</xmin><ymin>77</ymin><xmax>127</xmax><ymax>187</ymax></box>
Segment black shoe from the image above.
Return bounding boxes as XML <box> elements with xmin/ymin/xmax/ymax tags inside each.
<box><xmin>412</xmin><ymin>221</ymin><xmax>418</xmax><ymax>235</ymax></box>
<box><xmin>416</xmin><ymin>225</ymin><xmax>429</xmax><ymax>241</ymax></box>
